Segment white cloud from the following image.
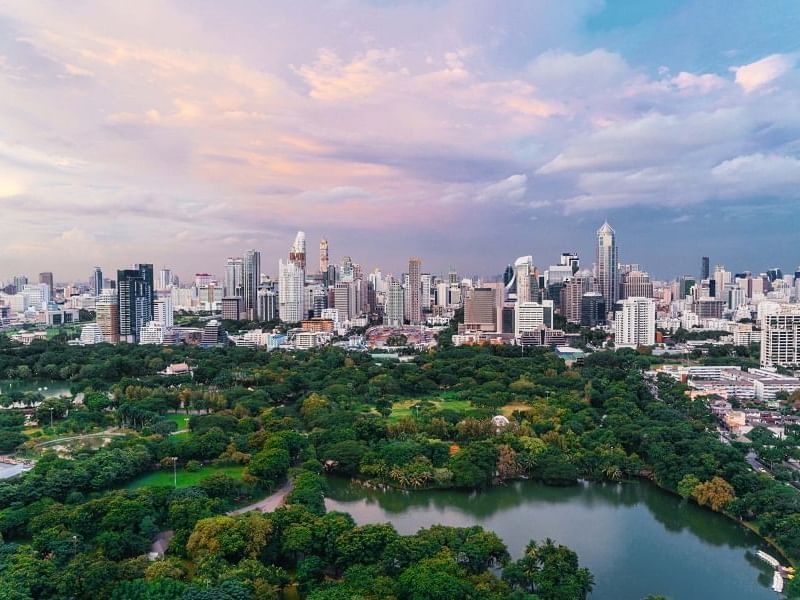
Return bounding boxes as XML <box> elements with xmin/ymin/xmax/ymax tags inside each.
<box><xmin>475</xmin><ymin>174</ymin><xmax>528</xmax><ymax>203</ymax></box>
<box><xmin>732</xmin><ymin>53</ymin><xmax>796</xmax><ymax>92</ymax></box>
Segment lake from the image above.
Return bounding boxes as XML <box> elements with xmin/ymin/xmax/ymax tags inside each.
<box><xmin>0</xmin><ymin>379</ymin><xmax>71</xmax><ymax>400</ymax></box>
<box><xmin>325</xmin><ymin>477</ymin><xmax>780</xmax><ymax>600</ymax></box>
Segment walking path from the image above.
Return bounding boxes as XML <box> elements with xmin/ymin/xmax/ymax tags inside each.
<box><xmin>148</xmin><ymin>480</ymin><xmax>293</xmax><ymax>558</ymax></box>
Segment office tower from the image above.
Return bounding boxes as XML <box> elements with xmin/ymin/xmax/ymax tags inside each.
<box><xmin>139</xmin><ymin>321</ymin><xmax>165</xmax><ymax>345</ymax></box>
<box><xmin>312</xmin><ymin>289</ymin><xmax>328</xmax><ymax>318</ymax></box>
<box><xmin>562</xmin><ymin>272</ymin><xmax>592</xmax><ymax>323</ymax></box>
<box><xmin>384</xmin><ymin>276</ymin><xmax>405</xmax><ymax>326</ymax></box>
<box><xmin>194</xmin><ymin>273</ymin><xmax>213</xmax><ymax>287</ymax></box>
<box><xmin>200</xmin><ymin>320</ymin><xmax>225</xmax><ymax>348</ymax></box>
<box><xmin>319</xmin><ymin>238</ymin><xmax>329</xmax><ymax>274</ymax></box>
<box><xmin>515</xmin><ymin>300</ymin><xmax>554</xmax><ymax>337</ymax></box>
<box><xmin>695</xmin><ymin>298</ymin><xmax>725</xmax><ymax>319</ymax></box>
<box><xmin>701</xmin><ymin>256</ymin><xmax>710</xmax><ymax>281</ymax></box>
<box><xmin>12</xmin><ymin>275</ymin><xmax>28</xmax><ymax>293</ymax></box>
<box><xmin>622</xmin><ymin>271</ymin><xmax>653</xmax><ymax>299</ymax></box>
<box><xmin>158</xmin><ymin>268</ymin><xmax>172</xmax><ymax>290</ymax></box>
<box><xmin>560</xmin><ymin>252</ymin><xmax>580</xmax><ymax>274</ymax></box>
<box><xmin>278</xmin><ymin>259</ymin><xmax>304</xmax><ymax>323</ymax></box>
<box><xmin>22</xmin><ymin>283</ymin><xmax>50</xmax><ymax>306</ymax></box>
<box><xmin>153</xmin><ymin>296</ymin><xmax>174</xmax><ymax>327</ymax></box>
<box><xmin>257</xmin><ymin>287</ymin><xmax>278</xmax><ymax>322</ymax></box>
<box><xmin>117</xmin><ymin>264</ymin><xmax>154</xmax><ymax>343</ymax></box>
<box><xmin>420</xmin><ymin>274</ymin><xmax>432</xmax><ymax>313</ymax></box>
<box><xmin>333</xmin><ymin>281</ymin><xmax>352</xmax><ymax>321</ymax></box>
<box><xmin>464</xmin><ymin>283</ymin><xmax>503</xmax><ymax>332</ymax></box>
<box><xmin>596</xmin><ymin>222</ymin><xmax>618</xmax><ymax>316</ymax></box>
<box><xmin>289</xmin><ymin>231</ymin><xmax>307</xmax><ymax>269</ymax></box>
<box><xmin>221</xmin><ymin>296</ymin><xmax>243</xmax><ymax>320</ymax></box>
<box><xmin>38</xmin><ymin>272</ymin><xmax>54</xmax><ymax>291</ymax></box>
<box><xmin>766</xmin><ymin>268</ymin><xmax>783</xmax><ymax>283</ymax></box>
<box><xmin>680</xmin><ymin>276</ymin><xmax>697</xmax><ymax>299</ymax></box>
<box><xmin>503</xmin><ymin>264</ymin><xmax>514</xmax><ymax>287</ymax></box>
<box><xmin>225</xmin><ymin>257</ymin><xmax>244</xmax><ymax>298</ymax></box>
<box><xmin>242</xmin><ymin>250</ymin><xmax>260</xmax><ymax>319</ymax></box>
<box><xmin>92</xmin><ymin>267</ymin><xmax>103</xmax><ymax>296</ymax></box>
<box><xmin>408</xmin><ymin>257</ymin><xmax>422</xmax><ymax>325</ymax></box>
<box><xmin>513</xmin><ymin>256</ymin><xmax>534</xmax><ymax>304</ymax></box>
<box><xmin>713</xmin><ymin>265</ymin><xmax>731</xmax><ymax>298</ymax></box>
<box><xmin>614</xmin><ymin>297</ymin><xmax>656</xmax><ymax>348</ymax></box>
<box><xmin>727</xmin><ymin>287</ymin><xmax>745</xmax><ymax>310</ymax></box>
<box><xmin>95</xmin><ymin>291</ymin><xmax>120</xmax><ymax>343</ymax></box>
<box><xmin>760</xmin><ymin>306</ymin><xmax>800</xmax><ymax>367</ymax></box>
<box><xmin>581</xmin><ymin>292</ymin><xmax>606</xmax><ymax>327</ymax></box>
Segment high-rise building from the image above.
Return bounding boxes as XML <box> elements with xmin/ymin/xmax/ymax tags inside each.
<box><xmin>701</xmin><ymin>256</ymin><xmax>710</xmax><ymax>281</ymax></box>
<box><xmin>242</xmin><ymin>250</ymin><xmax>260</xmax><ymax>319</ymax></box>
<box><xmin>158</xmin><ymin>268</ymin><xmax>172</xmax><ymax>290</ymax></box>
<box><xmin>760</xmin><ymin>306</ymin><xmax>800</xmax><ymax>368</ymax></box>
<box><xmin>319</xmin><ymin>238</ymin><xmax>329</xmax><ymax>274</ymax></box>
<box><xmin>95</xmin><ymin>290</ymin><xmax>120</xmax><ymax>343</ymax></box>
<box><xmin>515</xmin><ymin>300</ymin><xmax>554</xmax><ymax>337</ymax></box>
<box><xmin>278</xmin><ymin>259</ymin><xmax>304</xmax><ymax>323</ymax></box>
<box><xmin>561</xmin><ymin>272</ymin><xmax>592</xmax><ymax>323</ymax></box>
<box><xmin>464</xmin><ymin>283</ymin><xmax>503</xmax><ymax>332</ymax></box>
<box><xmin>92</xmin><ymin>267</ymin><xmax>103</xmax><ymax>296</ymax></box>
<box><xmin>289</xmin><ymin>231</ymin><xmax>307</xmax><ymax>270</ymax></box>
<box><xmin>513</xmin><ymin>256</ymin><xmax>534</xmax><ymax>304</ymax></box>
<box><xmin>580</xmin><ymin>292</ymin><xmax>606</xmax><ymax>327</ymax></box>
<box><xmin>408</xmin><ymin>257</ymin><xmax>422</xmax><ymax>325</ymax></box>
<box><xmin>38</xmin><ymin>272</ymin><xmax>54</xmax><ymax>291</ymax></box>
<box><xmin>12</xmin><ymin>275</ymin><xmax>28</xmax><ymax>293</ymax></box>
<box><xmin>200</xmin><ymin>320</ymin><xmax>225</xmax><ymax>347</ymax></box>
<box><xmin>154</xmin><ymin>296</ymin><xmax>174</xmax><ymax>327</ymax></box>
<box><xmin>560</xmin><ymin>252</ymin><xmax>580</xmax><ymax>274</ymax></box>
<box><xmin>257</xmin><ymin>288</ymin><xmax>278</xmax><ymax>322</ymax></box>
<box><xmin>596</xmin><ymin>222</ymin><xmax>618</xmax><ymax>316</ymax></box>
<box><xmin>139</xmin><ymin>321</ymin><xmax>165</xmax><ymax>345</ymax></box>
<box><xmin>225</xmin><ymin>257</ymin><xmax>244</xmax><ymax>298</ymax></box>
<box><xmin>614</xmin><ymin>297</ymin><xmax>656</xmax><ymax>348</ymax></box>
<box><xmin>384</xmin><ymin>276</ymin><xmax>405</xmax><ymax>327</ymax></box>
<box><xmin>222</xmin><ymin>296</ymin><xmax>243</xmax><ymax>320</ymax></box>
<box><xmin>117</xmin><ymin>264</ymin><xmax>154</xmax><ymax>343</ymax></box>
<box><xmin>622</xmin><ymin>271</ymin><xmax>653</xmax><ymax>299</ymax></box>
<box><xmin>333</xmin><ymin>281</ymin><xmax>352</xmax><ymax>321</ymax></box>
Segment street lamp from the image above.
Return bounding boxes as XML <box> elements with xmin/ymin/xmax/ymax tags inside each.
<box><xmin>172</xmin><ymin>456</ymin><xmax>178</xmax><ymax>488</ymax></box>
<box><xmin>49</xmin><ymin>407</ymin><xmax>54</xmax><ymax>428</ymax></box>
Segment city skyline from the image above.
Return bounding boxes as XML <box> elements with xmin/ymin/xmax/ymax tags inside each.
<box><xmin>1</xmin><ymin>2</ymin><xmax>799</xmax><ymax>278</ymax></box>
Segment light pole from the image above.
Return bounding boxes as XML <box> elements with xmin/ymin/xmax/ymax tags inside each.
<box><xmin>172</xmin><ymin>456</ymin><xmax>178</xmax><ymax>488</ymax></box>
<box><xmin>49</xmin><ymin>407</ymin><xmax>54</xmax><ymax>428</ymax></box>
<box><xmin>72</xmin><ymin>535</ymin><xmax>78</xmax><ymax>557</ymax></box>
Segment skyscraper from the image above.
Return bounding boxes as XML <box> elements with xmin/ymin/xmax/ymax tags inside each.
<box><xmin>561</xmin><ymin>271</ymin><xmax>592</xmax><ymax>323</ymax></box>
<box><xmin>278</xmin><ymin>259</ymin><xmax>304</xmax><ymax>323</ymax></box>
<box><xmin>242</xmin><ymin>250</ymin><xmax>260</xmax><ymax>319</ymax></box>
<box><xmin>513</xmin><ymin>256</ymin><xmax>534</xmax><ymax>304</ymax></box>
<box><xmin>117</xmin><ymin>264</ymin><xmax>154</xmax><ymax>343</ymax></box>
<box><xmin>384</xmin><ymin>276</ymin><xmax>405</xmax><ymax>327</ymax></box>
<box><xmin>408</xmin><ymin>257</ymin><xmax>422</xmax><ymax>325</ymax></box>
<box><xmin>158</xmin><ymin>268</ymin><xmax>172</xmax><ymax>290</ymax></box>
<box><xmin>622</xmin><ymin>271</ymin><xmax>653</xmax><ymax>299</ymax></box>
<box><xmin>289</xmin><ymin>231</ymin><xmax>307</xmax><ymax>270</ymax></box>
<box><xmin>760</xmin><ymin>306</ymin><xmax>800</xmax><ymax>368</ymax></box>
<box><xmin>95</xmin><ymin>291</ymin><xmax>119</xmax><ymax>343</ymax></box>
<box><xmin>701</xmin><ymin>256</ymin><xmax>710</xmax><ymax>281</ymax></box>
<box><xmin>92</xmin><ymin>267</ymin><xmax>103</xmax><ymax>296</ymax></box>
<box><xmin>596</xmin><ymin>222</ymin><xmax>618</xmax><ymax>316</ymax></box>
<box><xmin>38</xmin><ymin>272</ymin><xmax>54</xmax><ymax>291</ymax></box>
<box><xmin>464</xmin><ymin>283</ymin><xmax>503</xmax><ymax>332</ymax></box>
<box><xmin>224</xmin><ymin>257</ymin><xmax>244</xmax><ymax>298</ymax></box>
<box><xmin>319</xmin><ymin>238</ymin><xmax>329</xmax><ymax>274</ymax></box>
<box><xmin>154</xmin><ymin>296</ymin><xmax>174</xmax><ymax>327</ymax></box>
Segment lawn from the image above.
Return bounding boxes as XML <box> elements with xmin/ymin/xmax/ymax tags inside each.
<box><xmin>389</xmin><ymin>396</ymin><xmax>472</xmax><ymax>421</ymax></box>
<box><xmin>162</xmin><ymin>413</ymin><xmax>191</xmax><ymax>430</ymax></box>
<box><xmin>126</xmin><ymin>464</ymin><xmax>245</xmax><ymax>489</ymax></box>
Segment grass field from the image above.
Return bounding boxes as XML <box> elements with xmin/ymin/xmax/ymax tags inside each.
<box><xmin>162</xmin><ymin>413</ymin><xmax>191</xmax><ymax>429</ymax></box>
<box><xmin>126</xmin><ymin>464</ymin><xmax>245</xmax><ymax>489</ymax></box>
<box><xmin>389</xmin><ymin>396</ymin><xmax>472</xmax><ymax>421</ymax></box>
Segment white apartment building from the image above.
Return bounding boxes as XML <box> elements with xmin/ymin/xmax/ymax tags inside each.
<box><xmin>515</xmin><ymin>300</ymin><xmax>554</xmax><ymax>338</ymax></box>
<box><xmin>614</xmin><ymin>297</ymin><xmax>656</xmax><ymax>348</ymax></box>
<box><xmin>761</xmin><ymin>306</ymin><xmax>800</xmax><ymax>367</ymax></box>
<box><xmin>139</xmin><ymin>321</ymin><xmax>165</xmax><ymax>345</ymax></box>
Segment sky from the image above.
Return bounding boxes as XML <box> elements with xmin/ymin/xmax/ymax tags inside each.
<box><xmin>1</xmin><ymin>0</ymin><xmax>799</xmax><ymax>282</ymax></box>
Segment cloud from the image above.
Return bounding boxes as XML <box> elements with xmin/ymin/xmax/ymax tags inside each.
<box><xmin>293</xmin><ymin>48</ymin><xmax>404</xmax><ymax>101</ymax></box>
<box><xmin>475</xmin><ymin>174</ymin><xmax>528</xmax><ymax>203</ymax></box>
<box><xmin>732</xmin><ymin>53</ymin><xmax>796</xmax><ymax>92</ymax></box>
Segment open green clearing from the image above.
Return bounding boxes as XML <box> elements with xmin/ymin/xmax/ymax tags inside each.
<box><xmin>126</xmin><ymin>464</ymin><xmax>245</xmax><ymax>489</ymax></box>
<box><xmin>389</xmin><ymin>395</ymin><xmax>472</xmax><ymax>421</ymax></box>
<box><xmin>163</xmin><ymin>413</ymin><xmax>190</xmax><ymax>429</ymax></box>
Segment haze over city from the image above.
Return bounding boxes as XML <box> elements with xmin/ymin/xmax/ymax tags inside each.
<box><xmin>2</xmin><ymin>1</ymin><xmax>800</xmax><ymax>279</ymax></box>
